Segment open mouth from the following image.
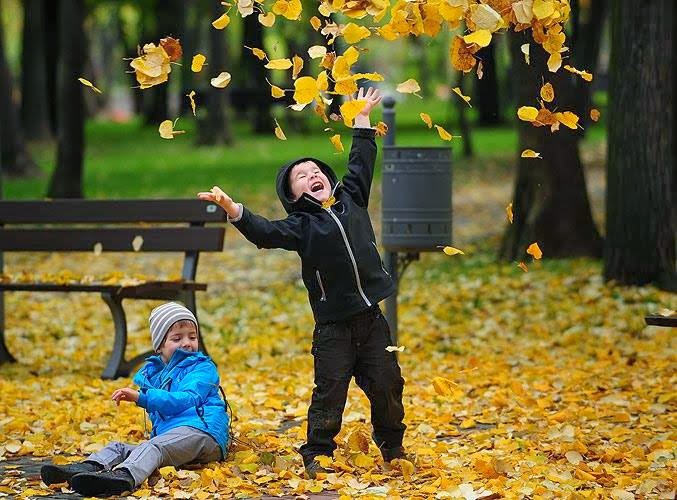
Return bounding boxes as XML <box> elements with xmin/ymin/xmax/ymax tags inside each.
<box><xmin>310</xmin><ymin>181</ymin><xmax>324</xmax><ymax>193</ymax></box>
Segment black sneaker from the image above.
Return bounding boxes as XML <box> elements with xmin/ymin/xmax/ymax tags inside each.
<box><xmin>40</xmin><ymin>461</ymin><xmax>103</xmax><ymax>486</ymax></box>
<box><xmin>71</xmin><ymin>468</ymin><xmax>135</xmax><ymax>497</ymax></box>
<box><xmin>304</xmin><ymin>459</ymin><xmax>330</xmax><ymax>479</ymax></box>
<box><xmin>381</xmin><ymin>445</ymin><xmax>408</xmax><ymax>462</ymax></box>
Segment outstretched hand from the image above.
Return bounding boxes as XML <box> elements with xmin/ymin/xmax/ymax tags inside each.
<box><xmin>111</xmin><ymin>387</ymin><xmax>139</xmax><ymax>406</ymax></box>
<box><xmin>353</xmin><ymin>87</ymin><xmax>382</xmax><ymax>128</ymax></box>
<box><xmin>197</xmin><ymin>186</ymin><xmax>240</xmax><ymax>219</ymax></box>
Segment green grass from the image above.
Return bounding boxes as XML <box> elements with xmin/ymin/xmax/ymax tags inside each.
<box><xmin>4</xmin><ymin>97</ymin><xmax>607</xmax><ymax>200</ymax></box>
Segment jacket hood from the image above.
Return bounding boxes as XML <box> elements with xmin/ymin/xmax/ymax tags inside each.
<box><xmin>276</xmin><ymin>157</ymin><xmax>339</xmax><ymax>214</ymax></box>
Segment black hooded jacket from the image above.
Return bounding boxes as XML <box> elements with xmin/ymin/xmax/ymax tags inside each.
<box><xmin>231</xmin><ymin>128</ymin><xmax>395</xmax><ymax>323</ymax></box>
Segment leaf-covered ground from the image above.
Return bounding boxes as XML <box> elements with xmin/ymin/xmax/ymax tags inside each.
<box><xmin>1</xmin><ymin>165</ymin><xmax>674</xmax><ymax>499</ymax></box>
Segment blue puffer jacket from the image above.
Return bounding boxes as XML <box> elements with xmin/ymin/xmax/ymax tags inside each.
<box><xmin>133</xmin><ymin>350</ymin><xmax>229</xmax><ymax>458</ymax></box>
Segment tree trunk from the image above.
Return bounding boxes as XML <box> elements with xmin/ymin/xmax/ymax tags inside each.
<box><xmin>45</xmin><ymin>0</ymin><xmax>60</xmax><ymax>134</ymax></box>
<box><xmin>499</xmin><ymin>31</ymin><xmax>602</xmax><ymax>260</ymax></box>
<box><xmin>604</xmin><ymin>1</ymin><xmax>674</xmax><ymax>289</ymax></box>
<box><xmin>241</xmin><ymin>13</ymin><xmax>272</xmax><ymax>133</ymax></box>
<box><xmin>197</xmin><ymin>0</ymin><xmax>232</xmax><ymax>145</ymax></box>
<box><xmin>0</xmin><ymin>5</ymin><xmax>39</xmax><ymax>178</ymax></box>
<box><xmin>47</xmin><ymin>0</ymin><xmax>85</xmax><ymax>198</ymax></box>
<box><xmin>20</xmin><ymin>0</ymin><xmax>52</xmax><ymax>140</ymax></box>
<box><xmin>475</xmin><ymin>42</ymin><xmax>503</xmax><ymax>126</ymax></box>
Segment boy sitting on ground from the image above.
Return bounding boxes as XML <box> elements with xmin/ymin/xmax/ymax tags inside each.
<box><xmin>40</xmin><ymin>302</ymin><xmax>229</xmax><ymax>496</ymax></box>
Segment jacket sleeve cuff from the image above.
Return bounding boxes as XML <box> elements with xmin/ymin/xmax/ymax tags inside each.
<box><xmin>353</xmin><ymin>128</ymin><xmax>376</xmax><ymax>138</ymax></box>
<box><xmin>227</xmin><ymin>203</ymin><xmax>244</xmax><ymax>223</ymax></box>
<box><xmin>136</xmin><ymin>391</ymin><xmax>148</xmax><ymax>409</ymax></box>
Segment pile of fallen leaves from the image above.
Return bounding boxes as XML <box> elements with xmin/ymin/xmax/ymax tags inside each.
<box><xmin>0</xmin><ymin>222</ymin><xmax>674</xmax><ymax>498</ymax></box>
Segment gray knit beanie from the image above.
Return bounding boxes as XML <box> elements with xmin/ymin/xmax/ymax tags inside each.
<box><xmin>149</xmin><ymin>302</ymin><xmax>198</xmax><ymax>351</ymax></box>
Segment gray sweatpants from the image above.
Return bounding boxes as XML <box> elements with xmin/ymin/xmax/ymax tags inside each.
<box><xmin>86</xmin><ymin>426</ymin><xmax>222</xmax><ymax>487</ymax></box>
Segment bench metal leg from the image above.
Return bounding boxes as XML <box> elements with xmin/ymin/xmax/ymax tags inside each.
<box><xmin>101</xmin><ymin>293</ymin><xmax>150</xmax><ymax>380</ymax></box>
<box><xmin>0</xmin><ymin>289</ymin><xmax>16</xmax><ymax>364</ymax></box>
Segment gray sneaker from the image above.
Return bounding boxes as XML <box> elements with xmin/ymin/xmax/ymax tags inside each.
<box><xmin>71</xmin><ymin>468</ymin><xmax>135</xmax><ymax>496</ymax></box>
<box><xmin>40</xmin><ymin>461</ymin><xmax>103</xmax><ymax>486</ymax></box>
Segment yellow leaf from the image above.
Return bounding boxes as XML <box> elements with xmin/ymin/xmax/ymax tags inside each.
<box><xmin>517</xmin><ymin>106</ymin><xmax>539</xmax><ymax>122</ymax></box>
<box><xmin>391</xmin><ymin>458</ymin><xmax>415</xmax><ymax>481</ymax></box>
<box><xmin>564</xmin><ymin>64</ymin><xmax>593</xmax><ymax>82</ymax></box>
<box><xmin>513</xmin><ymin>0</ymin><xmax>534</xmax><ymax>24</ymax></box>
<box><xmin>396</xmin><ymin>78</ymin><xmax>421</xmax><ymax>95</ymax></box>
<box><xmin>308</xmin><ymin>45</ymin><xmax>327</xmax><ymax>59</ymax></box>
<box><xmin>210</xmin><ymin>71</ymin><xmax>232</xmax><ymax>88</ymax></box>
<box><xmin>339</xmin><ymin>99</ymin><xmax>366</xmax><ymax>127</ymax></box>
<box><xmin>506</xmin><ymin>202</ymin><xmax>514</xmax><ymax>223</ymax></box>
<box><xmin>316</xmin><ymin>71</ymin><xmax>329</xmax><ymax>91</ymax></box>
<box><xmin>315</xmin><ymin>455</ymin><xmax>333</xmax><ymax>468</ymax></box>
<box><xmin>375</xmin><ymin>121</ymin><xmax>388</xmax><ymax>137</ymax></box>
<box><xmin>540</xmin><ymin>82</ymin><xmax>555</xmax><ymax>102</ymax></box>
<box><xmin>462</xmin><ymin>29</ymin><xmax>492</xmax><ymax>48</ymax></box>
<box><xmin>329</xmin><ymin>134</ymin><xmax>344</xmax><ymax>153</ymax></box>
<box><xmin>132</xmin><ymin>235</ymin><xmax>144</xmax><ymax>252</ymax></box>
<box><xmin>5</xmin><ymin>441</ymin><xmax>22</xmax><ymax>454</ymax></box>
<box><xmin>265</xmin><ymin>58</ymin><xmax>293</xmax><ymax>70</ymax></box>
<box><xmin>385</xmin><ymin>345</ymin><xmax>405</xmax><ymax>352</ymax></box>
<box><xmin>521</xmin><ymin>149</ymin><xmax>542</xmax><ymax>158</ymax></box>
<box><xmin>452</xmin><ymin>87</ymin><xmax>472</xmax><ymax>107</ymax></box>
<box><xmin>271</xmin><ymin>85</ymin><xmax>285</xmax><ymax>98</ymax></box>
<box><xmin>93</xmin><ymin>242</ymin><xmax>103</xmax><ymax>256</ymax></box>
<box><xmin>352</xmin><ymin>72</ymin><xmax>384</xmax><ymax>82</ymax></box>
<box><xmin>518</xmin><ymin>261</ymin><xmax>528</xmax><ymax>272</ymax></box>
<box><xmin>555</xmin><ymin>111</ymin><xmax>580</xmax><ymax>129</ymax></box>
<box><xmin>434</xmin><ymin>124</ymin><xmax>453</xmax><ymax>141</ymax></box>
<box><xmin>420</xmin><ymin>112</ymin><xmax>433</xmax><ymax>128</ymax></box>
<box><xmin>130</xmin><ymin>43</ymin><xmax>172</xmax><ymax>89</ymax></box>
<box><xmin>212</xmin><ymin>13</ymin><xmax>231</xmax><ymax>29</ymax></box>
<box><xmin>158</xmin><ymin>119</ymin><xmax>185</xmax><ymax>139</ymax></box>
<box><xmin>469</xmin><ymin>3</ymin><xmax>502</xmax><ymax>31</ymax></box>
<box><xmin>274</xmin><ymin>119</ymin><xmax>287</xmax><ymax>140</ymax></box>
<box><xmin>250</xmin><ymin>47</ymin><xmax>267</xmax><ymax>60</ymax></box>
<box><xmin>527</xmin><ymin>242</ymin><xmax>543</xmax><ymax>259</ymax></box>
<box><xmin>353</xmin><ymin>453</ymin><xmax>375</xmax><ymax>468</ymax></box>
<box><xmin>590</xmin><ymin>108</ymin><xmax>601</xmax><ymax>122</ymax></box>
<box><xmin>186</xmin><ymin>90</ymin><xmax>197</xmax><ymax>116</ymax></box>
<box><xmin>432</xmin><ymin>376</ymin><xmax>457</xmax><ymax>396</ymax></box>
<box><xmin>292</xmin><ymin>55</ymin><xmax>304</xmax><ymax>80</ymax></box>
<box><xmin>343</xmin><ymin>23</ymin><xmax>371</xmax><ymax>44</ymax></box>
<box><xmin>310</xmin><ymin>16</ymin><xmax>322</xmax><ymax>30</ymax></box>
<box><xmin>258</xmin><ymin>12</ymin><xmax>276</xmax><ymax>27</ymax></box>
<box><xmin>293</xmin><ymin>76</ymin><xmax>319</xmax><ymax>105</ymax></box>
<box><xmin>547</xmin><ymin>52</ymin><xmax>562</xmax><ymax>72</ymax></box>
<box><xmin>78</xmin><ymin>77</ymin><xmax>102</xmax><ymax>94</ymax></box>
<box><xmin>533</xmin><ymin>0</ymin><xmax>555</xmax><ymax>20</ymax></box>
<box><xmin>441</xmin><ymin>246</ymin><xmax>464</xmax><ymax>256</ymax></box>
<box><xmin>191</xmin><ymin>53</ymin><xmax>207</xmax><ymax>72</ymax></box>
<box><xmin>347</xmin><ymin>429</ymin><xmax>370</xmax><ymax>453</ymax></box>
<box><xmin>521</xmin><ymin>43</ymin><xmax>530</xmax><ymax>64</ymax></box>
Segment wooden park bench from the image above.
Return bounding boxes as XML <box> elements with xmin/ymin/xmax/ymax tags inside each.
<box><xmin>645</xmin><ymin>313</ymin><xmax>677</xmax><ymax>328</ymax></box>
<box><xmin>0</xmin><ymin>199</ymin><xmax>227</xmax><ymax>379</ymax></box>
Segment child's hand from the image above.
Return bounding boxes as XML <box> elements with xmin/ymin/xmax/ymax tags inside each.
<box><xmin>197</xmin><ymin>186</ymin><xmax>240</xmax><ymax>219</ymax></box>
<box><xmin>353</xmin><ymin>87</ymin><xmax>382</xmax><ymax>128</ymax></box>
<box><xmin>111</xmin><ymin>387</ymin><xmax>139</xmax><ymax>406</ymax></box>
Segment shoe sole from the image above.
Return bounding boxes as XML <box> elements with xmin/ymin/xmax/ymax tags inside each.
<box><xmin>71</xmin><ymin>474</ymin><xmax>134</xmax><ymax>497</ymax></box>
<box><xmin>40</xmin><ymin>465</ymin><xmax>72</xmax><ymax>486</ymax></box>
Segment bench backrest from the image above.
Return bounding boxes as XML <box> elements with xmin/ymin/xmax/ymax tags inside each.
<box><xmin>0</xmin><ymin>199</ymin><xmax>227</xmax><ymax>280</ymax></box>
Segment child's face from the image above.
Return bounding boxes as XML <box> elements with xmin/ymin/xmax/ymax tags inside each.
<box><xmin>158</xmin><ymin>320</ymin><xmax>198</xmax><ymax>363</ymax></box>
<box><xmin>289</xmin><ymin>161</ymin><xmax>331</xmax><ymax>202</ymax></box>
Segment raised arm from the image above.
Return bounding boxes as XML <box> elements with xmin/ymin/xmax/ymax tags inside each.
<box><xmin>342</xmin><ymin>87</ymin><xmax>382</xmax><ymax>208</ymax></box>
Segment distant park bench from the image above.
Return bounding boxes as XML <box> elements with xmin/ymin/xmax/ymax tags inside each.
<box><xmin>645</xmin><ymin>314</ymin><xmax>677</xmax><ymax>328</ymax></box>
<box><xmin>0</xmin><ymin>199</ymin><xmax>227</xmax><ymax>379</ymax></box>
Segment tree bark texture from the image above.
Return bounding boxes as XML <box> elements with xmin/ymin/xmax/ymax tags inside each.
<box><xmin>604</xmin><ymin>0</ymin><xmax>675</xmax><ymax>288</ymax></box>
<box><xmin>475</xmin><ymin>42</ymin><xmax>503</xmax><ymax>126</ymax></box>
<box><xmin>47</xmin><ymin>0</ymin><xmax>85</xmax><ymax>198</ymax></box>
<box><xmin>499</xmin><ymin>30</ymin><xmax>602</xmax><ymax>261</ymax></box>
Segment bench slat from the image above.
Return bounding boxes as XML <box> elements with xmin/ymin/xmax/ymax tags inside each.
<box><xmin>0</xmin><ymin>200</ymin><xmax>226</xmax><ymax>224</ymax></box>
<box><xmin>645</xmin><ymin>314</ymin><xmax>677</xmax><ymax>327</ymax></box>
<box><xmin>0</xmin><ymin>281</ymin><xmax>207</xmax><ymax>296</ymax></box>
<box><xmin>0</xmin><ymin>227</ymin><xmax>225</xmax><ymax>252</ymax></box>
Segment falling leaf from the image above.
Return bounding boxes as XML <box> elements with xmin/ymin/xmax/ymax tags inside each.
<box><xmin>308</xmin><ymin>45</ymin><xmax>327</xmax><ymax>59</ymax></box>
<box><xmin>462</xmin><ymin>29</ymin><xmax>492</xmax><ymax>48</ymax></box>
<box><xmin>258</xmin><ymin>12</ymin><xmax>276</xmax><ymax>27</ymax></box>
<box><xmin>513</xmin><ymin>0</ymin><xmax>534</xmax><ymax>24</ymax></box>
<box><xmin>396</xmin><ymin>78</ymin><xmax>421</xmax><ymax>95</ymax></box>
<box><xmin>434</xmin><ymin>124</ymin><xmax>453</xmax><ymax>141</ymax></box>
<box><xmin>210</xmin><ymin>72</ymin><xmax>232</xmax><ymax>88</ymax></box>
<box><xmin>291</xmin><ymin>55</ymin><xmax>304</xmax><ymax>80</ymax></box>
<box><xmin>440</xmin><ymin>246</ymin><xmax>465</xmax><ymax>256</ymax></box>
<box><xmin>93</xmin><ymin>243</ymin><xmax>103</xmax><ymax>256</ymax></box>
<box><xmin>130</xmin><ymin>43</ymin><xmax>172</xmax><ymax>89</ymax></box>
<box><xmin>132</xmin><ymin>235</ymin><xmax>144</xmax><ymax>252</ymax></box>
<box><xmin>158</xmin><ymin>119</ymin><xmax>185</xmax><ymax>139</ymax></box>
<box><xmin>521</xmin><ymin>43</ymin><xmax>530</xmax><ymax>64</ymax></box>
<box><xmin>477</xmin><ymin>60</ymin><xmax>484</xmax><ymax>79</ymax></box>
<box><xmin>159</xmin><ymin>37</ymin><xmax>182</xmax><ymax>62</ymax></box>
<box><xmin>310</xmin><ymin>16</ymin><xmax>322</xmax><ymax>30</ymax></box>
<box><xmin>521</xmin><ymin>149</ymin><xmax>542</xmax><ymax>158</ymax></box>
<box><xmin>343</xmin><ymin>23</ymin><xmax>371</xmax><ymax>44</ymax></box>
<box><xmin>469</xmin><ymin>3</ymin><xmax>502</xmax><ymax>31</ymax></box>
<box><xmin>518</xmin><ymin>261</ymin><xmax>529</xmax><ymax>272</ymax></box>
<box><xmin>432</xmin><ymin>376</ymin><xmax>457</xmax><ymax>396</ymax></box>
<box><xmin>274</xmin><ymin>119</ymin><xmax>287</xmax><ymax>140</ymax></box>
<box><xmin>329</xmin><ymin>134</ymin><xmax>344</xmax><ymax>153</ymax></box>
<box><xmin>249</xmin><ymin>47</ymin><xmax>267</xmax><ymax>60</ymax></box>
<box><xmin>386</xmin><ymin>345</ymin><xmax>405</xmax><ymax>352</ymax></box>
<box><xmin>527</xmin><ymin>242</ymin><xmax>543</xmax><ymax>259</ymax></box>
<box><xmin>265</xmin><ymin>58</ymin><xmax>293</xmax><ymax>70</ymax></box>
<box><xmin>339</xmin><ymin>99</ymin><xmax>366</xmax><ymax>127</ymax></box>
<box><xmin>452</xmin><ymin>87</ymin><xmax>472</xmax><ymax>107</ymax></box>
<box><xmin>555</xmin><ymin>111</ymin><xmax>580</xmax><ymax>129</ymax></box>
<box><xmin>78</xmin><ymin>77</ymin><xmax>102</xmax><ymax>94</ymax></box>
<box><xmin>212</xmin><ymin>13</ymin><xmax>231</xmax><ymax>29</ymax></box>
<box><xmin>186</xmin><ymin>91</ymin><xmax>197</xmax><ymax>116</ymax></box>
<box><xmin>540</xmin><ymin>82</ymin><xmax>555</xmax><ymax>102</ymax></box>
<box><xmin>517</xmin><ymin>106</ymin><xmax>539</xmax><ymax>122</ymax></box>
<box><xmin>420</xmin><ymin>113</ymin><xmax>433</xmax><ymax>128</ymax></box>
<box><xmin>506</xmin><ymin>202</ymin><xmax>514</xmax><ymax>223</ymax></box>
<box><xmin>293</xmin><ymin>76</ymin><xmax>319</xmax><ymax>105</ymax></box>
<box><xmin>271</xmin><ymin>85</ymin><xmax>285</xmax><ymax>98</ymax></box>
<box><xmin>191</xmin><ymin>53</ymin><xmax>207</xmax><ymax>72</ymax></box>
<box><xmin>547</xmin><ymin>52</ymin><xmax>562</xmax><ymax>72</ymax></box>
<box><xmin>564</xmin><ymin>64</ymin><xmax>593</xmax><ymax>82</ymax></box>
